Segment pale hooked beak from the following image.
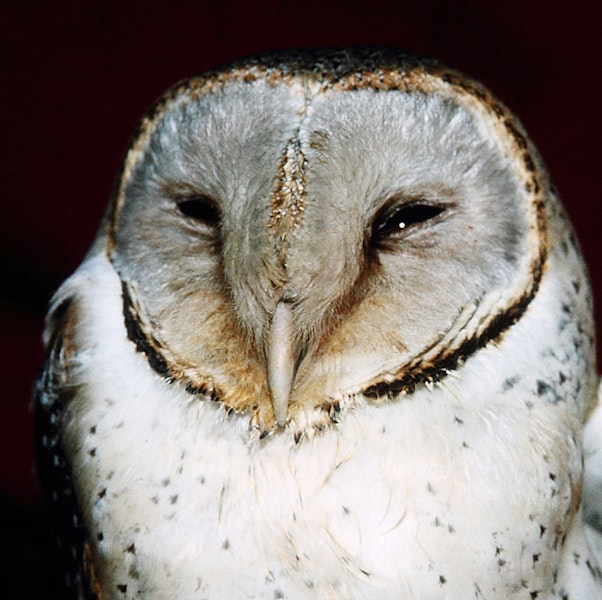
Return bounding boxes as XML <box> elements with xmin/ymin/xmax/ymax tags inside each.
<box><xmin>267</xmin><ymin>301</ymin><xmax>295</xmax><ymax>427</ymax></box>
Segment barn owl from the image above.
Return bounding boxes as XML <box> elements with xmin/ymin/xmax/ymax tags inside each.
<box><xmin>35</xmin><ymin>47</ymin><xmax>602</xmax><ymax>599</ymax></box>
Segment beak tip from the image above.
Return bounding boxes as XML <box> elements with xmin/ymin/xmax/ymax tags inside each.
<box><xmin>271</xmin><ymin>390</ymin><xmax>290</xmax><ymax>428</ymax></box>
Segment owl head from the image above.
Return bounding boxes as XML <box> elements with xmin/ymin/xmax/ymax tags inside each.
<box><xmin>95</xmin><ymin>47</ymin><xmax>594</xmax><ymax>438</ymax></box>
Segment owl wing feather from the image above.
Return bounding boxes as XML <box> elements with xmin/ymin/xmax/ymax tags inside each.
<box><xmin>34</xmin><ymin>295</ymin><xmax>92</xmax><ymax>600</ymax></box>
<box><xmin>583</xmin><ymin>379</ymin><xmax>602</xmax><ymax>558</ymax></box>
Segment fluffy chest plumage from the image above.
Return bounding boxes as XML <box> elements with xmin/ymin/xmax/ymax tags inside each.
<box><xmin>62</xmin><ymin>296</ymin><xmax>583</xmax><ymax>599</ymax></box>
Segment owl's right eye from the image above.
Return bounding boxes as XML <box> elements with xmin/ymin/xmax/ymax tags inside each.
<box><xmin>176</xmin><ymin>196</ymin><xmax>221</xmax><ymax>228</ymax></box>
<box><xmin>372</xmin><ymin>200</ymin><xmax>447</xmax><ymax>243</ymax></box>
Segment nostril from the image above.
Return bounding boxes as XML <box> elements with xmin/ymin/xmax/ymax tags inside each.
<box><xmin>280</xmin><ymin>291</ymin><xmax>298</xmax><ymax>304</ymax></box>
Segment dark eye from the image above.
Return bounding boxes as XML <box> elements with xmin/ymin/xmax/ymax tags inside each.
<box><xmin>176</xmin><ymin>195</ymin><xmax>220</xmax><ymax>228</ymax></box>
<box><xmin>374</xmin><ymin>202</ymin><xmax>445</xmax><ymax>239</ymax></box>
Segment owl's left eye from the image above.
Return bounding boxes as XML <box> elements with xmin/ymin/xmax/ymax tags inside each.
<box><xmin>176</xmin><ymin>195</ymin><xmax>221</xmax><ymax>228</ymax></box>
<box><xmin>373</xmin><ymin>202</ymin><xmax>446</xmax><ymax>240</ymax></box>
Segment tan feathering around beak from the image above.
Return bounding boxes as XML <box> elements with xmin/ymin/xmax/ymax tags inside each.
<box><xmin>267</xmin><ymin>301</ymin><xmax>296</xmax><ymax>427</ymax></box>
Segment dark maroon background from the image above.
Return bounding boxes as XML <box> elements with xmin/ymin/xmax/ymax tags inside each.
<box><xmin>2</xmin><ymin>1</ymin><xmax>600</xmax><ymax>595</ymax></box>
